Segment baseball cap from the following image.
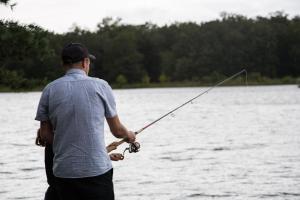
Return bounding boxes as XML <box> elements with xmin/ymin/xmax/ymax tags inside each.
<box><xmin>61</xmin><ymin>43</ymin><xmax>96</xmax><ymax>64</ymax></box>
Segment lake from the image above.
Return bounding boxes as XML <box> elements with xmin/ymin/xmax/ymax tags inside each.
<box><xmin>0</xmin><ymin>85</ymin><xmax>299</xmax><ymax>199</ymax></box>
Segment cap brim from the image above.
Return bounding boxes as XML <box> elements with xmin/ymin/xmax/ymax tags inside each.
<box><xmin>89</xmin><ymin>54</ymin><xmax>96</xmax><ymax>61</ymax></box>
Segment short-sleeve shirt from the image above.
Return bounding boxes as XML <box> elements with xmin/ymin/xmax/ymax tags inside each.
<box><xmin>35</xmin><ymin>68</ymin><xmax>117</xmax><ymax>178</ymax></box>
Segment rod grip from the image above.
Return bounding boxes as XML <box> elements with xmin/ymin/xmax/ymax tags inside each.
<box><xmin>111</xmin><ymin>131</ymin><xmax>138</xmax><ymax>149</ymax></box>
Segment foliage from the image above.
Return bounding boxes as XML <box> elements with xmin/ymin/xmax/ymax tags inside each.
<box><xmin>159</xmin><ymin>74</ymin><xmax>169</xmax><ymax>83</ymax></box>
<box><xmin>141</xmin><ymin>74</ymin><xmax>150</xmax><ymax>85</ymax></box>
<box><xmin>0</xmin><ymin>0</ymin><xmax>17</xmax><ymax>10</ymax></box>
<box><xmin>0</xmin><ymin>12</ymin><xmax>300</xmax><ymax>91</ymax></box>
<box><xmin>0</xmin><ymin>0</ymin><xmax>10</xmax><ymax>4</ymax></box>
<box><xmin>0</xmin><ymin>67</ymin><xmax>25</xmax><ymax>89</ymax></box>
<box><xmin>115</xmin><ymin>74</ymin><xmax>128</xmax><ymax>87</ymax></box>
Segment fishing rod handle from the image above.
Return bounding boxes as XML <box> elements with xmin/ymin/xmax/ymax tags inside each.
<box><xmin>112</xmin><ymin>131</ymin><xmax>139</xmax><ymax>148</ymax></box>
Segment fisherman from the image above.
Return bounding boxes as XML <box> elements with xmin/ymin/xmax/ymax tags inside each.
<box><xmin>35</xmin><ymin>43</ymin><xmax>135</xmax><ymax>200</ymax></box>
<box><xmin>35</xmin><ymin>129</ymin><xmax>124</xmax><ymax>200</ymax></box>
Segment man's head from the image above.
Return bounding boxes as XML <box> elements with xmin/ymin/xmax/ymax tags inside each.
<box><xmin>61</xmin><ymin>43</ymin><xmax>96</xmax><ymax>74</ymax></box>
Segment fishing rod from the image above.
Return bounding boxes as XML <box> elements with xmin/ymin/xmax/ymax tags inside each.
<box><xmin>112</xmin><ymin>69</ymin><xmax>247</xmax><ymax>156</ymax></box>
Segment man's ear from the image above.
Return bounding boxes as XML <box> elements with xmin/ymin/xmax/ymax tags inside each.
<box><xmin>82</xmin><ymin>58</ymin><xmax>89</xmax><ymax>67</ymax></box>
<box><xmin>81</xmin><ymin>60</ymin><xmax>86</xmax><ymax>68</ymax></box>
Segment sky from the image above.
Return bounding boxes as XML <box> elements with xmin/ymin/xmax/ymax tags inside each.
<box><xmin>0</xmin><ymin>0</ymin><xmax>299</xmax><ymax>33</ymax></box>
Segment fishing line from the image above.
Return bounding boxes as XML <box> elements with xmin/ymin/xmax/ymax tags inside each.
<box><xmin>117</xmin><ymin>69</ymin><xmax>248</xmax><ymax>157</ymax></box>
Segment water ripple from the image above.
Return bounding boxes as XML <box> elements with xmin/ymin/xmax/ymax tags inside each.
<box><xmin>10</xmin><ymin>143</ymin><xmax>29</xmax><ymax>147</ymax></box>
<box><xmin>212</xmin><ymin>147</ymin><xmax>231</xmax><ymax>151</ymax></box>
<box><xmin>19</xmin><ymin>167</ymin><xmax>44</xmax><ymax>172</ymax></box>
<box><xmin>259</xmin><ymin>192</ymin><xmax>300</xmax><ymax>198</ymax></box>
<box><xmin>0</xmin><ymin>171</ymin><xmax>13</xmax><ymax>174</ymax></box>
<box><xmin>187</xmin><ymin>193</ymin><xmax>233</xmax><ymax>198</ymax></box>
<box><xmin>158</xmin><ymin>156</ymin><xmax>194</xmax><ymax>162</ymax></box>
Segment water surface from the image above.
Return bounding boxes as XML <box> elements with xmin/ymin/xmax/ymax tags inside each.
<box><xmin>0</xmin><ymin>85</ymin><xmax>299</xmax><ymax>199</ymax></box>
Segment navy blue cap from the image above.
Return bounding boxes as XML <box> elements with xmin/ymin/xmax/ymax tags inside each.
<box><xmin>62</xmin><ymin>43</ymin><xmax>96</xmax><ymax>64</ymax></box>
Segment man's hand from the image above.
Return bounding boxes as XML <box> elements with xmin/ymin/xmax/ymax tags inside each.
<box><xmin>35</xmin><ymin>128</ymin><xmax>46</xmax><ymax>147</ymax></box>
<box><xmin>109</xmin><ymin>153</ymin><xmax>124</xmax><ymax>161</ymax></box>
<box><xmin>124</xmin><ymin>131</ymin><xmax>136</xmax><ymax>143</ymax></box>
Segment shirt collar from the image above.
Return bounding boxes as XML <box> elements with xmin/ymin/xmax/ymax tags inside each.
<box><xmin>66</xmin><ymin>68</ymin><xmax>86</xmax><ymax>76</ymax></box>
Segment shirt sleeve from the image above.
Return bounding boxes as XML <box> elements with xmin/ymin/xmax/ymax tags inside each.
<box><xmin>102</xmin><ymin>82</ymin><xmax>117</xmax><ymax>118</ymax></box>
<box><xmin>35</xmin><ymin>86</ymin><xmax>50</xmax><ymax>121</ymax></box>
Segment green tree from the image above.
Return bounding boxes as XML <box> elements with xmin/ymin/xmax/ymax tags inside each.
<box><xmin>159</xmin><ymin>73</ymin><xmax>169</xmax><ymax>83</ymax></box>
<box><xmin>0</xmin><ymin>0</ymin><xmax>10</xmax><ymax>4</ymax></box>
<box><xmin>1</xmin><ymin>12</ymin><xmax>300</xmax><ymax>90</ymax></box>
<box><xmin>116</xmin><ymin>74</ymin><xmax>127</xmax><ymax>87</ymax></box>
<box><xmin>141</xmin><ymin>74</ymin><xmax>150</xmax><ymax>85</ymax></box>
<box><xmin>0</xmin><ymin>0</ymin><xmax>17</xmax><ymax>10</ymax></box>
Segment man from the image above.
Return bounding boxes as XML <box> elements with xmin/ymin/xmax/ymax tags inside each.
<box><xmin>35</xmin><ymin>43</ymin><xmax>135</xmax><ymax>200</ymax></box>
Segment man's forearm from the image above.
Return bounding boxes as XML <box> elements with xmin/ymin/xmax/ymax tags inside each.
<box><xmin>106</xmin><ymin>115</ymin><xmax>135</xmax><ymax>143</ymax></box>
<box><xmin>112</xmin><ymin>123</ymin><xmax>128</xmax><ymax>138</ymax></box>
<box><xmin>40</xmin><ymin>121</ymin><xmax>54</xmax><ymax>144</ymax></box>
<box><xmin>106</xmin><ymin>116</ymin><xmax>129</xmax><ymax>139</ymax></box>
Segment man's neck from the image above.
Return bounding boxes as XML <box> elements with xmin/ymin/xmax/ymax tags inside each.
<box><xmin>65</xmin><ymin>66</ymin><xmax>87</xmax><ymax>75</ymax></box>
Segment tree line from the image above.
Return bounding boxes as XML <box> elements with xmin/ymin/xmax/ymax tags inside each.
<box><xmin>0</xmin><ymin>11</ymin><xmax>300</xmax><ymax>90</ymax></box>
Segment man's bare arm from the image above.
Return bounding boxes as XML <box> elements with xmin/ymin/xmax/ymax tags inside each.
<box><xmin>106</xmin><ymin>115</ymin><xmax>135</xmax><ymax>143</ymax></box>
<box><xmin>40</xmin><ymin>121</ymin><xmax>54</xmax><ymax>144</ymax></box>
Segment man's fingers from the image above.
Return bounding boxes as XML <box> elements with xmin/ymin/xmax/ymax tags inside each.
<box><xmin>110</xmin><ymin>153</ymin><xmax>124</xmax><ymax>161</ymax></box>
<box><xmin>124</xmin><ymin>131</ymin><xmax>136</xmax><ymax>143</ymax></box>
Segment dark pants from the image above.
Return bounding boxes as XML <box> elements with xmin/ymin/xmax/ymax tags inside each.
<box><xmin>44</xmin><ymin>144</ymin><xmax>60</xmax><ymax>200</ymax></box>
<box><xmin>44</xmin><ymin>186</ymin><xmax>59</xmax><ymax>200</ymax></box>
<box><xmin>44</xmin><ymin>145</ymin><xmax>114</xmax><ymax>200</ymax></box>
<box><xmin>55</xmin><ymin>169</ymin><xmax>115</xmax><ymax>200</ymax></box>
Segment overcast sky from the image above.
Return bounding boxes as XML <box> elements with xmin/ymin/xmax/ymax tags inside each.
<box><xmin>0</xmin><ymin>0</ymin><xmax>299</xmax><ymax>33</ymax></box>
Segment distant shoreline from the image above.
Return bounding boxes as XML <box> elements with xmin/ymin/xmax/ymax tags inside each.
<box><xmin>0</xmin><ymin>80</ymin><xmax>298</xmax><ymax>92</ymax></box>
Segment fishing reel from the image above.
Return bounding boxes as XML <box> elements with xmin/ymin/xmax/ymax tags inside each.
<box><xmin>123</xmin><ymin>141</ymin><xmax>140</xmax><ymax>157</ymax></box>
